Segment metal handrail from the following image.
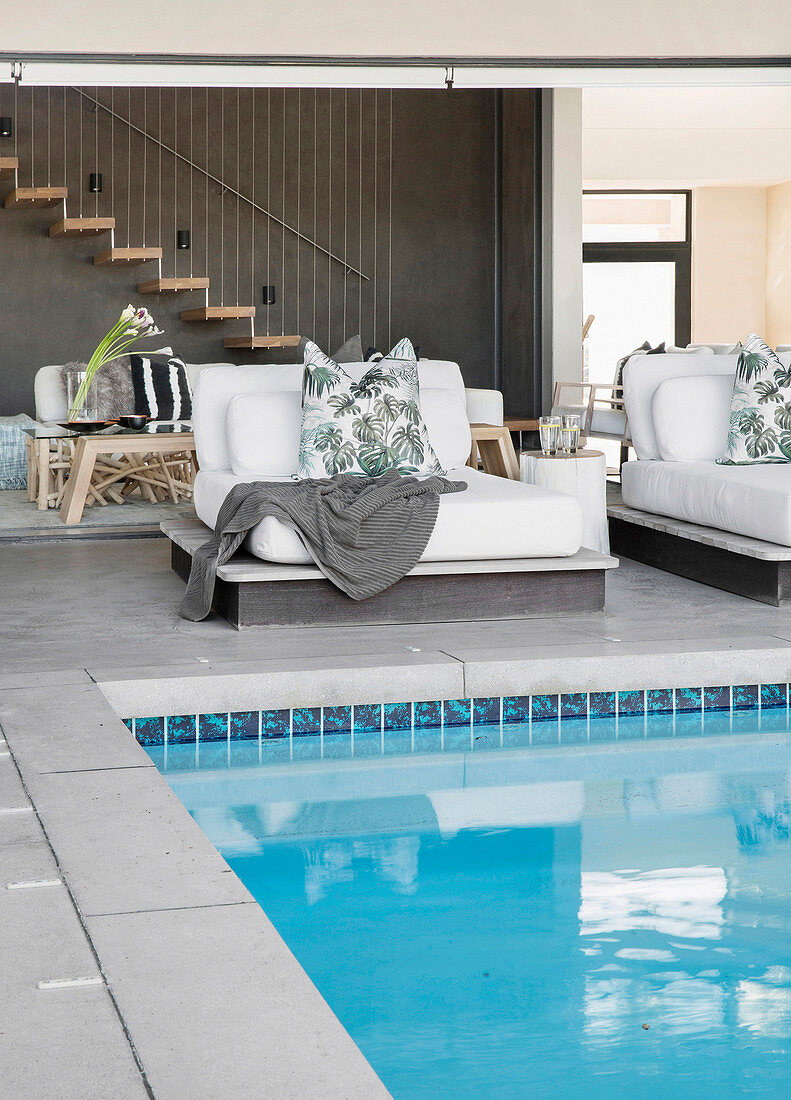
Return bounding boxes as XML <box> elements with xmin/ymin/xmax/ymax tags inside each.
<box><xmin>73</xmin><ymin>87</ymin><xmax>369</xmax><ymax>281</ymax></box>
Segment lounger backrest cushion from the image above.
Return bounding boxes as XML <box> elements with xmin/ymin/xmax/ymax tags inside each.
<box><xmin>623</xmin><ymin>353</ymin><xmax>739</xmax><ymax>460</ymax></box>
<box><xmin>197</xmin><ymin>360</ymin><xmax>467</xmax><ymax>471</ymax></box>
<box><xmin>651</xmin><ymin>375</ymin><xmax>734</xmax><ymax>461</ymax></box>
<box><xmin>226</xmin><ymin>392</ymin><xmax>302</xmax><ymax>478</ymax></box>
<box><xmin>226</xmin><ymin>383</ymin><xmax>472</xmax><ymax>478</ymax></box>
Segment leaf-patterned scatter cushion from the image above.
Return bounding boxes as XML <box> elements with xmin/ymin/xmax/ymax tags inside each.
<box><xmin>298</xmin><ymin>338</ymin><xmax>444</xmax><ymax>478</ymax></box>
<box><xmin>718</xmin><ymin>333</ymin><xmax>791</xmax><ymax>465</ymax></box>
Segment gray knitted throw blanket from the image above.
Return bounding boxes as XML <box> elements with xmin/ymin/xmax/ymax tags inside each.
<box><xmin>180</xmin><ymin>470</ymin><xmax>466</xmax><ymax>621</ymax></box>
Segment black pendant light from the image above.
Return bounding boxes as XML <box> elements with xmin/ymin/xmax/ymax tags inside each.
<box><xmin>176</xmin><ymin>229</ymin><xmax>191</xmax><ymax>250</ymax></box>
<box><xmin>0</xmin><ymin>117</ymin><xmax>12</xmax><ymax>139</ymax></box>
<box><xmin>263</xmin><ymin>285</ymin><xmax>276</xmax><ymax>305</ymax></box>
<box><xmin>88</xmin><ymin>172</ymin><xmax>102</xmax><ymax>193</ymax></box>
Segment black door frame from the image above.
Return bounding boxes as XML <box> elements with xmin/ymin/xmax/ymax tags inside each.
<box><xmin>582</xmin><ymin>189</ymin><xmax>693</xmax><ymax>347</ymax></box>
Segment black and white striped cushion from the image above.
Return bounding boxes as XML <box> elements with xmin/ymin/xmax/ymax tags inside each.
<box><xmin>129</xmin><ymin>354</ymin><xmax>192</xmax><ymax>421</ymax></box>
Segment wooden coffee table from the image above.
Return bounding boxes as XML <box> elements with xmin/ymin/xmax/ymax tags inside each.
<box><xmin>54</xmin><ymin>425</ymin><xmax>196</xmax><ymax>525</ymax></box>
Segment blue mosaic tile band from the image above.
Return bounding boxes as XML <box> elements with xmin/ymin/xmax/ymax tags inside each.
<box><xmin>127</xmin><ymin>681</ymin><xmax>791</xmax><ymax>746</ymax></box>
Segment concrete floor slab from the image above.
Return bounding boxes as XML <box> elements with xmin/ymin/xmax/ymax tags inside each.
<box><xmin>3</xmin><ymin>883</ymin><xmax>99</xmax><ymax>983</ymax></box>
<box><xmin>0</xmin><ymin>752</ymin><xmax>30</xmax><ymax>808</ymax></box>
<box><xmin>0</xmin><ymin>684</ymin><xmax>155</xmax><ymax>774</ymax></box>
<box><xmin>23</xmin><ymin>765</ymin><xmax>254</xmax><ymax>916</ymax></box>
<box><xmin>0</xmin><ymin>811</ymin><xmax>60</xmax><ymax>883</ymax></box>
<box><xmin>86</xmin><ymin>903</ymin><xmax>389</xmax><ymax>1100</ymax></box>
<box><xmin>0</xmin><ymin>487</ymin><xmax>193</xmax><ymax>542</ymax></box>
<box><xmin>0</xmin><ymin>986</ymin><xmax>150</xmax><ymax>1100</ymax></box>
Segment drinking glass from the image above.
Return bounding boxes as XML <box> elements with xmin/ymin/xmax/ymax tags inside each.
<box><xmin>561</xmin><ymin>413</ymin><xmax>581</xmax><ymax>454</ymax></box>
<box><xmin>539</xmin><ymin>416</ymin><xmax>561</xmax><ymax>456</ymax></box>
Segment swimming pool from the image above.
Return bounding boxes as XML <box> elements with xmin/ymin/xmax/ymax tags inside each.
<box><xmin>145</xmin><ymin>711</ymin><xmax>791</xmax><ymax>1097</ymax></box>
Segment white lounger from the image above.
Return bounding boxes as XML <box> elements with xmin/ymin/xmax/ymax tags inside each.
<box><xmin>164</xmin><ymin>359</ymin><xmax>617</xmax><ymax>626</ymax></box>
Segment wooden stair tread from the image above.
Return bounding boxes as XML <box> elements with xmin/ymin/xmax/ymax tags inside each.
<box><xmin>181</xmin><ymin>306</ymin><xmax>256</xmax><ymax>321</ymax></box>
<box><xmin>224</xmin><ymin>335</ymin><xmax>302</xmax><ymax>349</ymax></box>
<box><xmin>138</xmin><ymin>277</ymin><xmax>210</xmax><ymax>293</ymax></box>
<box><xmin>4</xmin><ymin>187</ymin><xmax>68</xmax><ymax>209</ymax></box>
<box><xmin>50</xmin><ymin>217</ymin><xmax>116</xmax><ymax>238</ymax></box>
<box><xmin>94</xmin><ymin>247</ymin><xmax>163</xmax><ymax>266</ymax></box>
<box><xmin>0</xmin><ymin>157</ymin><xmax>18</xmax><ymax>180</ymax></box>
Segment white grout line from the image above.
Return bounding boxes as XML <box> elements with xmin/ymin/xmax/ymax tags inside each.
<box><xmin>0</xmin><ymin>806</ymin><xmax>34</xmax><ymax>815</ymax></box>
<box><xmin>37</xmin><ymin>975</ymin><xmax>103</xmax><ymax>991</ymax></box>
<box><xmin>8</xmin><ymin>879</ymin><xmax>62</xmax><ymax>890</ymax></box>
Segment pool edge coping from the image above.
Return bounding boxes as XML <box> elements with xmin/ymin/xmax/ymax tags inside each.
<box><xmin>0</xmin><ymin>675</ymin><xmax>390</xmax><ymax>1100</ymax></box>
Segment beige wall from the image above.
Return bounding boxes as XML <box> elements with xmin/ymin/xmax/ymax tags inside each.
<box><xmin>766</xmin><ymin>181</ymin><xmax>791</xmax><ymax>347</ymax></box>
<box><xmin>692</xmin><ymin>188</ymin><xmax>767</xmax><ymax>344</ymax></box>
<box><xmin>3</xmin><ymin>0</ymin><xmax>791</xmax><ymax>58</ymax></box>
<box><xmin>549</xmin><ymin>90</ymin><xmax>584</xmax><ymax>393</ymax></box>
<box><xmin>584</xmin><ymin>87</ymin><xmax>791</xmax><ymax>187</ymax></box>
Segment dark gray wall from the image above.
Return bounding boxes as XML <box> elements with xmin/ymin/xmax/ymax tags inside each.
<box><xmin>0</xmin><ymin>85</ymin><xmax>539</xmax><ymax>417</ymax></box>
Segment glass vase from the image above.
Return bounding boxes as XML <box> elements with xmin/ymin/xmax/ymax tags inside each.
<box><xmin>66</xmin><ymin>368</ymin><xmax>99</xmax><ymax>422</ymax></box>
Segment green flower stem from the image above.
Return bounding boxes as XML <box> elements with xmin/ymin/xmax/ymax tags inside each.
<box><xmin>67</xmin><ymin>326</ymin><xmax>160</xmax><ymax>420</ymax></box>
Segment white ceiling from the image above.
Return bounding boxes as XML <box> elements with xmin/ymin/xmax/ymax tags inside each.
<box><xmin>583</xmin><ymin>87</ymin><xmax>791</xmax><ymax>187</ymax></box>
<box><xmin>3</xmin><ymin>0</ymin><xmax>791</xmax><ymax>59</ymax></box>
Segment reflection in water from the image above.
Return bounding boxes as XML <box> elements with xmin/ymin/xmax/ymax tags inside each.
<box><xmin>154</xmin><ymin>738</ymin><xmax>791</xmax><ymax>1098</ymax></box>
<box><xmin>580</xmin><ymin>867</ymin><xmax>726</xmax><ymax>939</ymax></box>
<box><xmin>302</xmin><ymin>836</ymin><xmax>420</xmax><ymax>904</ymax></box>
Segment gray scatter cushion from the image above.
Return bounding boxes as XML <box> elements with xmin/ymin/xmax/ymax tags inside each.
<box><xmin>332</xmin><ymin>334</ymin><xmax>364</xmax><ymax>363</ymax></box>
<box><xmin>295</xmin><ymin>334</ymin><xmax>365</xmax><ymax>364</ymax></box>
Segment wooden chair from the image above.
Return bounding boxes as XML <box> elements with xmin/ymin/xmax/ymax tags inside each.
<box><xmin>551</xmin><ymin>380</ymin><xmax>631</xmax><ymax>475</ymax></box>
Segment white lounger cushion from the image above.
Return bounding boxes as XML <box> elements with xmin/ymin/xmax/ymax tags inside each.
<box><xmin>227</xmin><ymin>392</ymin><xmax>302</xmax><ymax>479</ymax></box>
<box><xmin>622</xmin><ymin>353</ymin><xmax>739</xmax><ymax>460</ymax></box>
<box><xmin>622</xmin><ymin>459</ymin><xmax>791</xmax><ymax>546</ymax></box>
<box><xmin>226</xmin><ymin>386</ymin><xmax>472</xmax><ymax>479</ymax></box>
<box><xmin>194</xmin><ymin>464</ymin><xmax>584</xmax><ymax>564</ymax></box>
<box><xmin>651</xmin><ymin>375</ymin><xmax>733</xmax><ymax>462</ymax></box>
<box><xmin>194</xmin><ymin>360</ymin><xmax>468</xmax><ymax>472</ymax></box>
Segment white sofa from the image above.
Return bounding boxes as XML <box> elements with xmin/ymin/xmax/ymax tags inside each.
<box><xmin>33</xmin><ymin>361</ymin><xmax>226</xmax><ymax>422</ymax></box>
<box><xmin>191</xmin><ymin>360</ymin><xmax>585</xmax><ymax>564</ymax></box>
<box><xmin>33</xmin><ymin>362</ymin><xmax>505</xmax><ymax>428</ymax></box>
<box><xmin>620</xmin><ymin>350</ymin><xmax>791</xmax><ymax>547</ymax></box>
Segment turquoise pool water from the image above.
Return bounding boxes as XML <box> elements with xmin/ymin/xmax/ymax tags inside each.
<box><xmin>147</xmin><ymin>714</ymin><xmax>791</xmax><ymax>1097</ymax></box>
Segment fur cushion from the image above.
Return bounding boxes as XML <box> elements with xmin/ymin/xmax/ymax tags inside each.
<box><xmin>59</xmin><ymin>358</ymin><xmax>135</xmax><ymax>419</ymax></box>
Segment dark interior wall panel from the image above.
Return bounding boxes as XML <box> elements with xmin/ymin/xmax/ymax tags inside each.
<box><xmin>500</xmin><ymin>89</ymin><xmax>542</xmax><ymax>418</ymax></box>
<box><xmin>390</xmin><ymin>90</ymin><xmax>497</xmax><ymax>389</ymax></box>
<box><xmin>0</xmin><ymin>85</ymin><xmax>540</xmax><ymax>417</ymax></box>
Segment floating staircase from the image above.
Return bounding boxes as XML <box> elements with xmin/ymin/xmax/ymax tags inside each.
<box><xmin>50</xmin><ymin>217</ymin><xmax>115</xmax><ymax>238</ymax></box>
<box><xmin>181</xmin><ymin>305</ymin><xmax>256</xmax><ymax>321</ymax></box>
<box><xmin>93</xmin><ymin>247</ymin><xmax>163</xmax><ymax>266</ymax></box>
<box><xmin>224</xmin><ymin>335</ymin><xmax>302</xmax><ymax>349</ymax></box>
<box><xmin>137</xmin><ymin>276</ymin><xmax>210</xmax><ymax>294</ymax></box>
<box><xmin>0</xmin><ymin>135</ymin><xmax>304</xmax><ymax>353</ymax></box>
<box><xmin>4</xmin><ymin>186</ymin><xmax>68</xmax><ymax>210</ymax></box>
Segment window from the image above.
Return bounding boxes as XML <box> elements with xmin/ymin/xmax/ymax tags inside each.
<box><xmin>582</xmin><ymin>190</ymin><xmax>692</xmax><ymax>385</ymax></box>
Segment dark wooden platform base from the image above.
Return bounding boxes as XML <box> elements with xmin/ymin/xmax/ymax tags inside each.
<box><xmin>609</xmin><ymin>514</ymin><xmax>791</xmax><ymax>606</ymax></box>
<box><xmin>171</xmin><ymin>542</ymin><xmax>610</xmax><ymax>629</ymax></box>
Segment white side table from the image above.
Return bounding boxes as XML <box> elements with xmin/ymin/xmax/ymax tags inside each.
<box><xmin>519</xmin><ymin>448</ymin><xmax>610</xmax><ymax>554</ymax></box>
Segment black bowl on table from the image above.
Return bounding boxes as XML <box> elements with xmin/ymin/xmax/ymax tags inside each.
<box><xmin>117</xmin><ymin>414</ymin><xmax>152</xmax><ymax>430</ymax></box>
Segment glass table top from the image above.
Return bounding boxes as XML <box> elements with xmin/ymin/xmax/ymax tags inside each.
<box><xmin>24</xmin><ymin>421</ymin><xmax>193</xmax><ymax>439</ymax></box>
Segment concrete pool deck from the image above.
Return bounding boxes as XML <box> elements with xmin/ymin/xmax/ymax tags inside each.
<box><xmin>5</xmin><ymin>535</ymin><xmax>791</xmax><ymax>1095</ymax></box>
<box><xmin>0</xmin><ymin>676</ymin><xmax>388</xmax><ymax>1098</ymax></box>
